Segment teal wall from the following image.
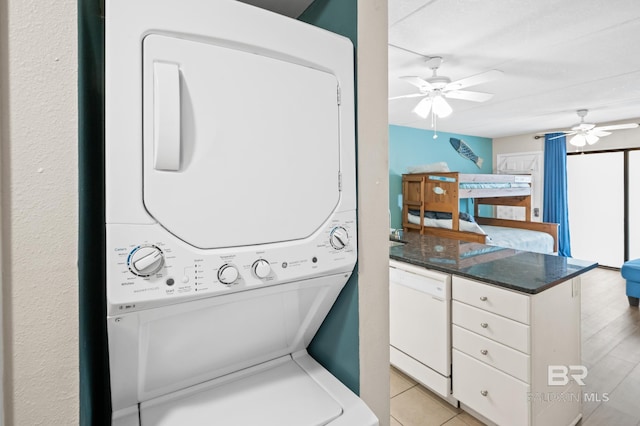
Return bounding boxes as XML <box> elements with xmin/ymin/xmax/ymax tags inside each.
<box><xmin>298</xmin><ymin>0</ymin><xmax>356</xmax><ymax>42</ymax></box>
<box><xmin>299</xmin><ymin>0</ymin><xmax>360</xmax><ymax>395</ymax></box>
<box><xmin>78</xmin><ymin>0</ymin><xmax>110</xmax><ymax>424</ymax></box>
<box><xmin>389</xmin><ymin>124</ymin><xmax>493</xmax><ymax>229</ymax></box>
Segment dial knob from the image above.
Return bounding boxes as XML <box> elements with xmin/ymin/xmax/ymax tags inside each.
<box><xmin>330</xmin><ymin>226</ymin><xmax>349</xmax><ymax>250</ymax></box>
<box><xmin>252</xmin><ymin>259</ymin><xmax>271</xmax><ymax>279</ymax></box>
<box><xmin>218</xmin><ymin>264</ymin><xmax>239</xmax><ymax>285</ymax></box>
<box><xmin>129</xmin><ymin>245</ymin><xmax>164</xmax><ymax>276</ymax></box>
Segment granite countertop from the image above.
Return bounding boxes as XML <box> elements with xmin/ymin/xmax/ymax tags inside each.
<box><xmin>389</xmin><ymin>232</ymin><xmax>598</xmax><ymax>294</ymax></box>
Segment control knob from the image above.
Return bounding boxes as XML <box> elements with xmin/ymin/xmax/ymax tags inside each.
<box><xmin>252</xmin><ymin>259</ymin><xmax>271</xmax><ymax>279</ymax></box>
<box><xmin>218</xmin><ymin>264</ymin><xmax>239</xmax><ymax>285</ymax></box>
<box><xmin>129</xmin><ymin>245</ymin><xmax>164</xmax><ymax>276</ymax></box>
<box><xmin>329</xmin><ymin>226</ymin><xmax>349</xmax><ymax>250</ymax></box>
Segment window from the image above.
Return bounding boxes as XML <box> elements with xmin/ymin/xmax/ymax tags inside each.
<box><xmin>567</xmin><ymin>149</ymin><xmax>640</xmax><ymax>267</ymax></box>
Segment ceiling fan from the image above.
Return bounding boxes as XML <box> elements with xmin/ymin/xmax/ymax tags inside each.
<box><xmin>540</xmin><ymin>109</ymin><xmax>639</xmax><ymax>147</ymax></box>
<box><xmin>389</xmin><ymin>56</ymin><xmax>503</xmax><ymax>119</ymax></box>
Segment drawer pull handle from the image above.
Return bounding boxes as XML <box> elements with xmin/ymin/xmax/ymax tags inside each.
<box><xmin>480</xmin><ymin>390</ymin><xmax>488</xmax><ymax>397</ymax></box>
<box><xmin>479</xmin><ymin>296</ymin><xmax>488</xmax><ymax>301</ymax></box>
<box><xmin>480</xmin><ymin>322</ymin><xmax>488</xmax><ymax>328</ymax></box>
<box><xmin>480</xmin><ymin>349</ymin><xmax>488</xmax><ymax>355</ymax></box>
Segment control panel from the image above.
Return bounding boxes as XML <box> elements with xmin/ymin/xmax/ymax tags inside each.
<box><xmin>106</xmin><ymin>212</ymin><xmax>356</xmax><ymax>314</ymax></box>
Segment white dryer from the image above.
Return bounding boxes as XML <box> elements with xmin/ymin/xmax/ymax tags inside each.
<box><xmin>105</xmin><ymin>0</ymin><xmax>377</xmax><ymax>425</ymax></box>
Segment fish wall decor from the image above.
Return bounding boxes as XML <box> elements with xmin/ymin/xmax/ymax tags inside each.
<box><xmin>449</xmin><ymin>137</ymin><xmax>483</xmax><ymax>168</ymax></box>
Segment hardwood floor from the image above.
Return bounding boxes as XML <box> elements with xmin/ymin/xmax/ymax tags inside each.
<box><xmin>580</xmin><ymin>267</ymin><xmax>640</xmax><ymax>425</ymax></box>
<box><xmin>389</xmin><ymin>267</ymin><xmax>640</xmax><ymax>426</ymax></box>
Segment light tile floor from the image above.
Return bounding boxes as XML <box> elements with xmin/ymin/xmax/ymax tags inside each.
<box><xmin>390</xmin><ymin>366</ymin><xmax>484</xmax><ymax>426</ymax></box>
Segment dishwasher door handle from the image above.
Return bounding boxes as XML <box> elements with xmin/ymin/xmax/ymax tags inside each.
<box><xmin>389</xmin><ymin>270</ymin><xmax>447</xmax><ymax>301</ymax></box>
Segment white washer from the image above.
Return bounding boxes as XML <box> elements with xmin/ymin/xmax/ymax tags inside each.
<box><xmin>105</xmin><ymin>0</ymin><xmax>377</xmax><ymax>424</ymax></box>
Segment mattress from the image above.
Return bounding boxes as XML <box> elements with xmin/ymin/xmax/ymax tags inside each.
<box><xmin>406</xmin><ymin>213</ymin><xmax>554</xmax><ymax>254</ymax></box>
<box><xmin>407</xmin><ymin>213</ymin><xmax>486</xmax><ymax>235</ymax></box>
<box><xmin>458</xmin><ymin>182</ymin><xmax>530</xmax><ymax>189</ymax></box>
<box><xmin>482</xmin><ymin>225</ymin><xmax>554</xmax><ymax>254</ymax></box>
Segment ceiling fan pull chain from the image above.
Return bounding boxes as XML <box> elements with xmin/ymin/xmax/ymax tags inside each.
<box><xmin>432</xmin><ymin>110</ymin><xmax>438</xmax><ymax>139</ymax></box>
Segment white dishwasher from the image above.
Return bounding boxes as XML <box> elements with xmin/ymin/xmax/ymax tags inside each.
<box><xmin>389</xmin><ymin>259</ymin><xmax>454</xmax><ymax>403</ymax></box>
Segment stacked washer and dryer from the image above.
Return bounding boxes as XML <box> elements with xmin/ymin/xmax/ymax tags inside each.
<box><xmin>104</xmin><ymin>0</ymin><xmax>378</xmax><ymax>424</ymax></box>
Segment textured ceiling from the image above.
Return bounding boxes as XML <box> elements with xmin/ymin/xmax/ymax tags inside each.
<box><xmin>389</xmin><ymin>0</ymin><xmax>640</xmax><ymax>138</ymax></box>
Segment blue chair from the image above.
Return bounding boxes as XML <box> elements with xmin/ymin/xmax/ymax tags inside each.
<box><xmin>622</xmin><ymin>259</ymin><xmax>640</xmax><ymax>306</ymax></box>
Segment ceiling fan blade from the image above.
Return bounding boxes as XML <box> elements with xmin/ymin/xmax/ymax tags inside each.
<box><xmin>589</xmin><ymin>130</ymin><xmax>611</xmax><ymax>137</ymax></box>
<box><xmin>447</xmin><ymin>69</ymin><xmax>503</xmax><ymax>90</ymax></box>
<box><xmin>400</xmin><ymin>76</ymin><xmax>434</xmax><ymax>91</ymax></box>
<box><xmin>547</xmin><ymin>132</ymin><xmax>575</xmax><ymax>141</ymax></box>
<box><xmin>412</xmin><ymin>97</ymin><xmax>432</xmax><ymax>119</ymax></box>
<box><xmin>445</xmin><ymin>90</ymin><xmax>493</xmax><ymax>102</ymax></box>
<box><xmin>389</xmin><ymin>93</ymin><xmax>427</xmax><ymax>101</ymax></box>
<box><xmin>535</xmin><ymin>129</ymin><xmax>568</xmax><ymax>136</ymax></box>
<box><xmin>593</xmin><ymin>123</ymin><xmax>639</xmax><ymax>131</ymax></box>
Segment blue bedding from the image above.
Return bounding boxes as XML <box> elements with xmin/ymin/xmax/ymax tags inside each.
<box><xmin>408</xmin><ymin>209</ymin><xmax>475</xmax><ymax>222</ymax></box>
<box><xmin>406</xmin><ymin>212</ymin><xmax>555</xmax><ymax>254</ymax></box>
<box><xmin>483</xmin><ymin>225</ymin><xmax>554</xmax><ymax>254</ymax></box>
<box><xmin>459</xmin><ymin>182</ymin><xmax>530</xmax><ymax>189</ymax></box>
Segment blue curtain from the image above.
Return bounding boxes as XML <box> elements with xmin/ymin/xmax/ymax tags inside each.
<box><xmin>543</xmin><ymin>133</ymin><xmax>572</xmax><ymax>256</ymax></box>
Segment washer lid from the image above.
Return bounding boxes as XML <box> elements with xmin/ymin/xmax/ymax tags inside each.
<box><xmin>140</xmin><ymin>356</ymin><xmax>343</xmax><ymax>426</ymax></box>
<box><xmin>142</xmin><ymin>34</ymin><xmax>342</xmax><ymax>249</ymax></box>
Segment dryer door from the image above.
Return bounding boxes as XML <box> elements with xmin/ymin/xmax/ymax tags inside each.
<box><xmin>142</xmin><ymin>34</ymin><xmax>342</xmax><ymax>249</ymax></box>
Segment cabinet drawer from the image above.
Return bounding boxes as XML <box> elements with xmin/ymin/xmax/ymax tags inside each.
<box><xmin>453</xmin><ymin>276</ymin><xmax>529</xmax><ymax>324</ymax></box>
<box><xmin>453</xmin><ymin>350</ymin><xmax>530</xmax><ymax>426</ymax></box>
<box><xmin>452</xmin><ymin>325</ymin><xmax>530</xmax><ymax>383</ymax></box>
<box><xmin>453</xmin><ymin>301</ymin><xmax>530</xmax><ymax>354</ymax></box>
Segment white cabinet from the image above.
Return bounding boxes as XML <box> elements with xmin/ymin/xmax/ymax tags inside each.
<box><xmin>452</xmin><ymin>276</ymin><xmax>582</xmax><ymax>426</ymax></box>
<box><xmin>453</xmin><ymin>350</ymin><xmax>530</xmax><ymax>426</ymax></box>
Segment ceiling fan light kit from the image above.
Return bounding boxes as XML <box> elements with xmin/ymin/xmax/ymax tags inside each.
<box><xmin>412</xmin><ymin>97</ymin><xmax>431</xmax><ymax>119</ymax></box>
<box><xmin>432</xmin><ymin>95</ymin><xmax>453</xmax><ymax>117</ymax></box>
<box><xmin>391</xmin><ymin>56</ymin><xmax>503</xmax><ymax>136</ymax></box>
<box><xmin>585</xmin><ymin>133</ymin><xmax>600</xmax><ymax>145</ymax></box>
<box><xmin>412</xmin><ymin>94</ymin><xmax>453</xmax><ymax>119</ymax></box>
<box><xmin>569</xmin><ymin>134</ymin><xmax>586</xmax><ymax>147</ymax></box>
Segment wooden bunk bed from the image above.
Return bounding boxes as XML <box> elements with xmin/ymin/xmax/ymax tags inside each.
<box><xmin>402</xmin><ymin>172</ymin><xmax>559</xmax><ymax>253</ymax></box>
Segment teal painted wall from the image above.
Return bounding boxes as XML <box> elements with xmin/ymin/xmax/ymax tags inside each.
<box><xmin>389</xmin><ymin>124</ymin><xmax>493</xmax><ymax>229</ymax></box>
<box><xmin>299</xmin><ymin>0</ymin><xmax>360</xmax><ymax>395</ymax></box>
<box><xmin>299</xmin><ymin>0</ymin><xmax>356</xmax><ymax>42</ymax></box>
<box><xmin>78</xmin><ymin>0</ymin><xmax>110</xmax><ymax>424</ymax></box>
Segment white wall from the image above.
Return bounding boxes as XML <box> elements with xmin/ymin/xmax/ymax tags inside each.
<box><xmin>0</xmin><ymin>1</ymin><xmax>5</xmax><ymax>420</ymax></box>
<box><xmin>1</xmin><ymin>0</ymin><xmax>79</xmax><ymax>424</ymax></box>
<box><xmin>357</xmin><ymin>0</ymin><xmax>390</xmax><ymax>424</ymax></box>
